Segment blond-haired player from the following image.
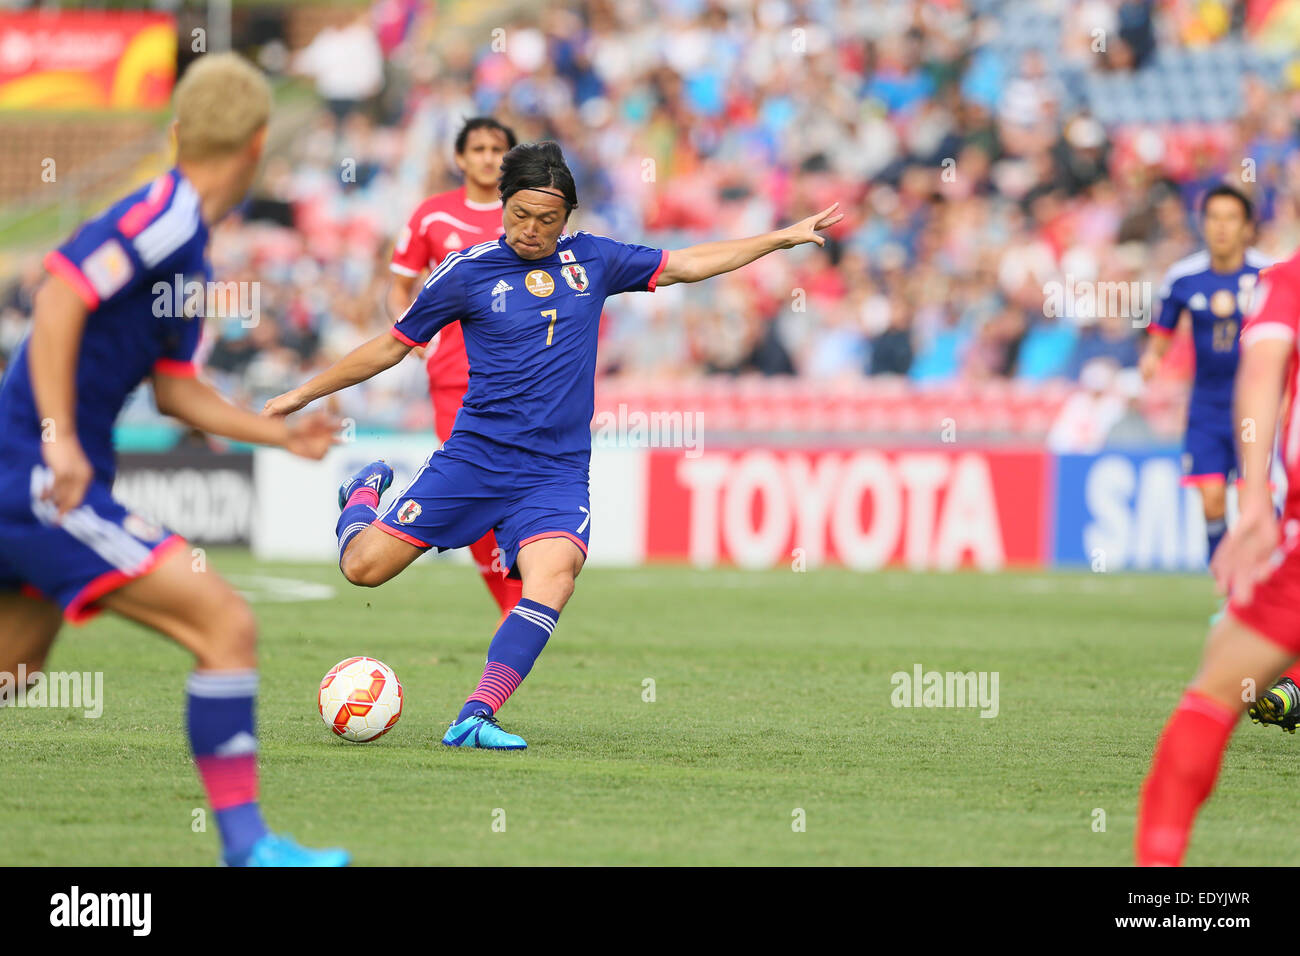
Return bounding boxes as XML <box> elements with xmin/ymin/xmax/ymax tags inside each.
<box><xmin>0</xmin><ymin>53</ymin><xmax>349</xmax><ymax>866</ymax></box>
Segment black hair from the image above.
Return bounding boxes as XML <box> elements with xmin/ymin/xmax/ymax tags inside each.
<box><xmin>454</xmin><ymin>116</ymin><xmax>517</xmax><ymax>155</ymax></box>
<box><xmin>498</xmin><ymin>141</ymin><xmax>578</xmax><ymax>213</ymax></box>
<box><xmin>1201</xmin><ymin>183</ymin><xmax>1253</xmax><ymax>222</ymax></box>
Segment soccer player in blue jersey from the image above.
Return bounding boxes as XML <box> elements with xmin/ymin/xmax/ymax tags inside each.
<box><xmin>0</xmin><ymin>54</ymin><xmax>349</xmax><ymax>865</ymax></box>
<box><xmin>1141</xmin><ymin>184</ymin><xmax>1269</xmax><ymax>564</ymax></box>
<box><xmin>265</xmin><ymin>141</ymin><xmax>842</xmax><ymax>749</ymax></box>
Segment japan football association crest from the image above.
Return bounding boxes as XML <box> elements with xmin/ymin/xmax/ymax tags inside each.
<box><xmin>558</xmin><ymin>248</ymin><xmax>589</xmax><ymax>291</ymax></box>
<box><xmin>397</xmin><ymin>500</ymin><xmax>422</xmax><ymax>524</ymax></box>
<box><xmin>561</xmin><ymin>262</ymin><xmax>589</xmax><ymax>292</ymax></box>
<box><xmin>124</xmin><ymin>513</ymin><xmax>165</xmax><ymax>542</ymax></box>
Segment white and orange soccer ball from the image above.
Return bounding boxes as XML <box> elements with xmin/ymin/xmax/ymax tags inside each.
<box><xmin>318</xmin><ymin>657</ymin><xmax>403</xmax><ymax>742</ymax></box>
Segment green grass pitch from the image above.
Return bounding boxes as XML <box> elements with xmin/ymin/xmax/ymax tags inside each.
<box><xmin>2</xmin><ymin>550</ymin><xmax>1295</xmax><ymax>866</ymax></box>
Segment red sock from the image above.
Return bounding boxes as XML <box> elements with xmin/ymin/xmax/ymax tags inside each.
<box><xmin>500</xmin><ymin>576</ymin><xmax>523</xmax><ymax>614</ymax></box>
<box><xmin>1135</xmin><ymin>690</ymin><xmax>1238</xmax><ymax>866</ymax></box>
<box><xmin>468</xmin><ymin>531</ymin><xmax>522</xmax><ymax>614</ymax></box>
<box><xmin>1280</xmin><ymin>662</ymin><xmax>1300</xmax><ymax>685</ymax></box>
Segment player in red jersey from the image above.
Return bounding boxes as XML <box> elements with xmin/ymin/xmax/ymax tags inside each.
<box><xmin>386</xmin><ymin>117</ymin><xmax>521</xmax><ymax>615</ymax></box>
<box><xmin>1136</xmin><ymin>250</ymin><xmax>1300</xmax><ymax>865</ymax></box>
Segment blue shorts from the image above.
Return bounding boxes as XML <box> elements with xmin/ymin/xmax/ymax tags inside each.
<box><xmin>374</xmin><ymin>431</ymin><xmax>590</xmax><ymax>575</ymax></box>
<box><xmin>0</xmin><ymin>453</ymin><xmax>184</xmax><ymax>623</ymax></box>
<box><xmin>1182</xmin><ymin>410</ymin><xmax>1237</xmax><ymax>486</ymax></box>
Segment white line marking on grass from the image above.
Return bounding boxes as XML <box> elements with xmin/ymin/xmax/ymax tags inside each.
<box><xmin>226</xmin><ymin>574</ymin><xmax>336</xmax><ymax>603</ymax></box>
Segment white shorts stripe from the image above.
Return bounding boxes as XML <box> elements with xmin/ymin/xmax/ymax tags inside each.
<box><xmin>378</xmin><ymin>456</ymin><xmax>434</xmax><ymax>524</ymax></box>
<box><xmin>61</xmin><ymin>508</ymin><xmax>152</xmax><ymax>570</ymax></box>
<box><xmin>28</xmin><ymin>464</ymin><xmax>158</xmax><ymax>572</ymax></box>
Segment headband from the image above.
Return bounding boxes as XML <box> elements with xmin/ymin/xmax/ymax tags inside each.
<box><xmin>511</xmin><ymin>186</ymin><xmax>577</xmax><ymax>209</ymax></box>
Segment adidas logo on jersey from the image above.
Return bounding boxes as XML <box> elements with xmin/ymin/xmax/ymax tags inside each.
<box><xmin>491</xmin><ymin>279</ymin><xmax>513</xmax><ymax>296</ymax></box>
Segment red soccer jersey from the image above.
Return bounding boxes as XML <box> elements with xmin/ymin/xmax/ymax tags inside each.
<box><xmin>1224</xmin><ymin>250</ymin><xmax>1300</xmax><ymax>653</ymax></box>
<box><xmin>390</xmin><ymin>187</ymin><xmax>505</xmax><ymax>390</ymax></box>
<box><xmin>1241</xmin><ymin>250</ymin><xmax>1300</xmax><ymax>510</ymax></box>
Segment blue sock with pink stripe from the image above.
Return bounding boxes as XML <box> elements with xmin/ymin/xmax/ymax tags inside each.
<box><xmin>187</xmin><ymin>669</ymin><xmax>268</xmax><ymax>865</ymax></box>
<box><xmin>336</xmin><ymin>486</ymin><xmax>379</xmax><ymax>562</ymax></box>
<box><xmin>457</xmin><ymin>598</ymin><xmax>558</xmax><ymax>721</ymax></box>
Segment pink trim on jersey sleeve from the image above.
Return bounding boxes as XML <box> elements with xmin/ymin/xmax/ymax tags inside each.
<box><xmin>1146</xmin><ymin>323</ymin><xmax>1174</xmax><ymax>337</ymax></box>
<box><xmin>647</xmin><ymin>249</ymin><xmax>669</xmax><ymax>292</ymax></box>
<box><xmin>390</xmin><ymin>325</ymin><xmax>426</xmax><ymax>348</ymax></box>
<box><xmin>44</xmin><ymin>250</ymin><xmax>99</xmax><ymax>309</ymax></box>
<box><xmin>118</xmin><ymin>174</ymin><xmax>175</xmax><ymax>238</ymax></box>
<box><xmin>153</xmin><ymin>358</ymin><xmax>198</xmax><ymax>377</ymax></box>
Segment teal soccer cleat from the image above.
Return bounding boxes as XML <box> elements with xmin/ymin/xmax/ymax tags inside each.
<box><xmin>441</xmin><ymin>714</ymin><xmax>527</xmax><ymax>750</ymax></box>
<box><xmin>227</xmin><ymin>833</ymin><xmax>350</xmax><ymax>867</ymax></box>
<box><xmin>338</xmin><ymin>460</ymin><xmax>394</xmax><ymax>511</ymax></box>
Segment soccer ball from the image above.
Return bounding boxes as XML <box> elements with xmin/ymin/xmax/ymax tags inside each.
<box><xmin>318</xmin><ymin>656</ymin><xmax>403</xmax><ymax>742</ymax></box>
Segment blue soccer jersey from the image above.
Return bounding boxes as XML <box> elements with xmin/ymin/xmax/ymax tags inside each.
<box><xmin>1152</xmin><ymin>248</ymin><xmax>1271</xmax><ymax>409</ymax></box>
<box><xmin>391</xmin><ymin>232</ymin><xmax>667</xmax><ymax>462</ymax></box>
<box><xmin>0</xmin><ymin>167</ymin><xmax>208</xmax><ymax>622</ymax></box>
<box><xmin>1152</xmin><ymin>248</ymin><xmax>1271</xmax><ymax>482</ymax></box>
<box><xmin>0</xmin><ymin>167</ymin><xmax>210</xmax><ymax>480</ymax></box>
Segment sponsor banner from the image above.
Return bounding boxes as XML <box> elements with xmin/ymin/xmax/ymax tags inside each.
<box><xmin>113</xmin><ymin>451</ymin><xmax>253</xmax><ymax>545</ymax></box>
<box><xmin>254</xmin><ymin>437</ymin><xmax>436</xmax><ymax>562</ymax></box>
<box><xmin>0</xmin><ymin>12</ymin><xmax>175</xmax><ymax>110</ymax></box>
<box><xmin>643</xmin><ymin>446</ymin><xmax>1049</xmax><ymax>570</ymax></box>
<box><xmin>1052</xmin><ymin>450</ymin><xmax>1209</xmax><ymax>571</ymax></box>
<box><xmin>251</xmin><ymin>439</ymin><xmax>646</xmax><ymax>565</ymax></box>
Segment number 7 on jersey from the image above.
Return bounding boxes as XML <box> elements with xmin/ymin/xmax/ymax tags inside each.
<box><xmin>542</xmin><ymin>309</ymin><xmax>558</xmax><ymax>346</ymax></box>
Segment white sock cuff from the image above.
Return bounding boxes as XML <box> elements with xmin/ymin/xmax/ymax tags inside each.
<box><xmin>187</xmin><ymin>669</ymin><xmax>259</xmax><ymax>698</ymax></box>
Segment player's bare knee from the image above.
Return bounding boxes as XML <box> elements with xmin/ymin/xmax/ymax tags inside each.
<box><xmin>341</xmin><ymin>550</ymin><xmax>388</xmax><ymax>588</ymax></box>
<box><xmin>554</xmin><ymin>576</ymin><xmax>575</xmax><ymax>608</ymax></box>
<box><xmin>531</xmin><ymin>571</ymin><xmax>575</xmax><ymax>610</ymax></box>
<box><xmin>196</xmin><ymin>599</ymin><xmax>258</xmax><ymax>669</ymax></box>
<box><xmin>1202</xmin><ymin>486</ymin><xmax>1227</xmax><ymax>521</ymax></box>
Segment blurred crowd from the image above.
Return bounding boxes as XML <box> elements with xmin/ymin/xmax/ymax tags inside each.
<box><xmin>3</xmin><ymin>0</ymin><xmax>1300</xmax><ymax>435</ymax></box>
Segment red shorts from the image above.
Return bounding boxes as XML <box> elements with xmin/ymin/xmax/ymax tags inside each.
<box><xmin>1227</xmin><ymin>522</ymin><xmax>1300</xmax><ymax>655</ymax></box>
<box><xmin>431</xmin><ymin>384</ymin><xmax>466</xmax><ymax>444</ymax></box>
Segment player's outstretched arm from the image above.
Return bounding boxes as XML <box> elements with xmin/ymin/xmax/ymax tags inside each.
<box><xmin>655</xmin><ymin>203</ymin><xmax>842</xmax><ymax>288</ymax></box>
<box><xmin>153</xmin><ymin>372</ymin><xmax>340</xmax><ymax>460</ymax></box>
<box><xmin>262</xmin><ymin>331</ymin><xmax>412</xmax><ymax>417</ymax></box>
<box><xmin>28</xmin><ymin>276</ymin><xmax>93</xmax><ymax>516</ymax></box>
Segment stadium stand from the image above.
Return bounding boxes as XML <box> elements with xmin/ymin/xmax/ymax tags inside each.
<box><xmin>1</xmin><ymin>0</ymin><xmax>1298</xmax><ymax>448</ymax></box>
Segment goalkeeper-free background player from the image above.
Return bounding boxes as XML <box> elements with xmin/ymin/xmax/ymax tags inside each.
<box><xmin>1139</xmin><ymin>184</ymin><xmax>1269</xmax><ymax>568</ymax></box>
<box><xmin>265</xmin><ymin>141</ymin><xmax>842</xmax><ymax>749</ymax></box>
<box><xmin>0</xmin><ymin>54</ymin><xmax>348</xmax><ymax>866</ymax></box>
